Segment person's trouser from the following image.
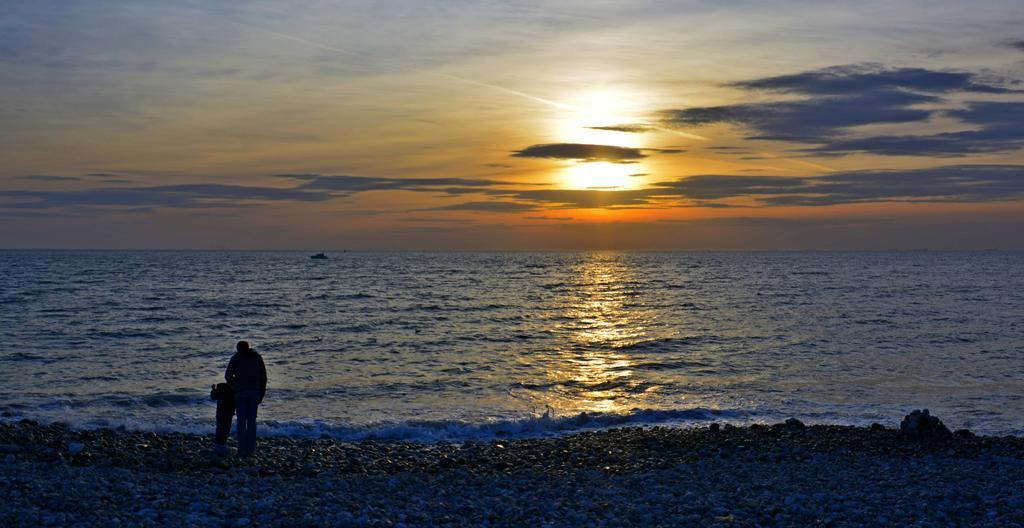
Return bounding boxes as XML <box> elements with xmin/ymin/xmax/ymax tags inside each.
<box><xmin>235</xmin><ymin>389</ymin><xmax>261</xmax><ymax>457</ymax></box>
<box><xmin>214</xmin><ymin>388</ymin><xmax>235</xmax><ymax>452</ymax></box>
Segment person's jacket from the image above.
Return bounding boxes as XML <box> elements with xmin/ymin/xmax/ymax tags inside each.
<box><xmin>225</xmin><ymin>349</ymin><xmax>267</xmax><ymax>401</ymax></box>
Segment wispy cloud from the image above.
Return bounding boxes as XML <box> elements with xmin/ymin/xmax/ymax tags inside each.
<box><xmin>730</xmin><ymin>64</ymin><xmax>1015</xmax><ymax>95</ymax></box>
<box><xmin>6</xmin><ymin>164</ymin><xmax>1023</xmax><ymax>214</ymax></box>
<box><xmin>0</xmin><ymin>173</ymin><xmax>541</xmax><ymax>212</ymax></box>
<box><xmin>662</xmin><ymin>64</ymin><xmax>1024</xmax><ymax>156</ymax></box>
<box><xmin>424</xmin><ymin>201</ymin><xmax>540</xmax><ymax>212</ymax></box>
<box><xmin>14</xmin><ymin>175</ymin><xmax>82</xmax><ymax>182</ymax></box>
<box><xmin>808</xmin><ymin>101</ymin><xmax>1024</xmax><ymax>156</ymax></box>
<box><xmin>653</xmin><ymin>164</ymin><xmax>1024</xmax><ymax>206</ymax></box>
<box><xmin>278</xmin><ymin>173</ymin><xmax>527</xmax><ymax>195</ymax></box>
<box><xmin>437</xmin><ymin>164</ymin><xmax>1024</xmax><ymax>210</ymax></box>
<box><xmin>0</xmin><ymin>184</ymin><xmax>331</xmax><ymax>210</ymax></box>
<box><xmin>585</xmin><ymin>124</ymin><xmax>655</xmax><ymax>133</ymax></box>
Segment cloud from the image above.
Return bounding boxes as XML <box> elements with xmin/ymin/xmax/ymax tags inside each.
<box><xmin>425</xmin><ymin>201</ymin><xmax>539</xmax><ymax>213</ymax></box>
<box><xmin>12</xmin><ymin>173</ymin><xmax>144</xmax><ymax>185</ymax></box>
<box><xmin>661</xmin><ymin>63</ymin><xmax>1024</xmax><ymax>156</ymax></box>
<box><xmin>664</xmin><ymin>89</ymin><xmax>937</xmax><ymax>140</ymax></box>
<box><xmin>278</xmin><ymin>173</ymin><xmax>520</xmax><ymax>194</ymax></box>
<box><xmin>690</xmin><ymin>201</ymin><xmax>751</xmax><ymax>208</ymax></box>
<box><xmin>809</xmin><ymin>101</ymin><xmax>1024</xmax><ymax>156</ymax></box>
<box><xmin>0</xmin><ymin>184</ymin><xmax>332</xmax><ymax>210</ymax></box>
<box><xmin>730</xmin><ymin>64</ymin><xmax>1016</xmax><ymax>95</ymax></box>
<box><xmin>0</xmin><ymin>173</ymin><xmax>544</xmax><ymax>213</ymax></box>
<box><xmin>506</xmin><ymin>188</ymin><xmax>658</xmax><ymax>208</ymax></box>
<box><xmin>511</xmin><ymin>143</ymin><xmax>647</xmax><ymax>162</ymax></box>
<box><xmin>396</xmin><ymin>217</ymin><xmax>473</xmax><ymax>224</ymax></box>
<box><xmin>6</xmin><ymin>164</ymin><xmax>1022</xmax><ymax>215</ymax></box>
<box><xmin>585</xmin><ymin>124</ymin><xmax>654</xmax><ymax>133</ymax></box>
<box><xmin>14</xmin><ymin>175</ymin><xmax>82</xmax><ymax>182</ymax></box>
<box><xmin>413</xmin><ymin>164</ymin><xmax>1024</xmax><ymax>210</ymax></box>
<box><xmin>653</xmin><ymin>164</ymin><xmax>1024</xmax><ymax>206</ymax></box>
<box><xmin>657</xmin><ymin>175</ymin><xmax>807</xmax><ymax>200</ymax></box>
<box><xmin>0</xmin><ymin>209</ymin><xmax>92</xmax><ymax>219</ymax></box>
<box><xmin>1007</xmin><ymin>40</ymin><xmax>1024</xmax><ymax>51</ymax></box>
<box><xmin>81</xmin><ymin>173</ymin><xmax>137</xmax><ymax>184</ymax></box>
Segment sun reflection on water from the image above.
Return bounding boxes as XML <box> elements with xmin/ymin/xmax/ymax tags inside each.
<box><xmin>543</xmin><ymin>253</ymin><xmax>660</xmax><ymax>414</ymax></box>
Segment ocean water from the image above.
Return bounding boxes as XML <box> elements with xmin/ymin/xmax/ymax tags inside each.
<box><xmin>1</xmin><ymin>250</ymin><xmax>1022</xmax><ymax>440</ymax></box>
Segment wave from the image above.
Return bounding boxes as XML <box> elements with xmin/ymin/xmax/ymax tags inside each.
<box><xmin>3</xmin><ymin>351</ymin><xmax>55</xmax><ymax>362</ymax></box>
<box><xmin>511</xmin><ymin>379</ymin><xmax>655</xmax><ymax>394</ymax></box>
<box><xmin>1</xmin><ymin>407</ymin><xmax>748</xmax><ymax>443</ymax></box>
<box><xmin>610</xmin><ymin>335</ymin><xmax>707</xmax><ymax>351</ymax></box>
<box><xmin>28</xmin><ymin>391</ymin><xmax>210</xmax><ymax>410</ymax></box>
<box><xmin>266</xmin><ymin>408</ymin><xmax>746</xmax><ymax>442</ymax></box>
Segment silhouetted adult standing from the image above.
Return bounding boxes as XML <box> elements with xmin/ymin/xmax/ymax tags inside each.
<box><xmin>225</xmin><ymin>341</ymin><xmax>267</xmax><ymax>457</ymax></box>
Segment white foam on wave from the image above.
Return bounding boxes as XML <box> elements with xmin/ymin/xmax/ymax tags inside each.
<box><xmin>258</xmin><ymin>407</ymin><xmax>751</xmax><ymax>442</ymax></box>
<box><xmin>0</xmin><ymin>407</ymin><xmax>749</xmax><ymax>442</ymax></box>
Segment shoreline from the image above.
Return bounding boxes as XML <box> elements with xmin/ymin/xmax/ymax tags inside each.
<box><xmin>4</xmin><ymin>418</ymin><xmax>1024</xmax><ymax>526</ymax></box>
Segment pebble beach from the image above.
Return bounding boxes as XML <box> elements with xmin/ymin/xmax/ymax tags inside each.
<box><xmin>3</xmin><ymin>417</ymin><xmax>1024</xmax><ymax>527</ymax></box>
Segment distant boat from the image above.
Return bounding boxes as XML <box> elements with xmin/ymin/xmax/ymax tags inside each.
<box><xmin>310</xmin><ymin>252</ymin><xmax>328</xmax><ymax>260</ymax></box>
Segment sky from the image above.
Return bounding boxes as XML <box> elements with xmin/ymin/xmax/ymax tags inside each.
<box><xmin>1</xmin><ymin>0</ymin><xmax>1023</xmax><ymax>250</ymax></box>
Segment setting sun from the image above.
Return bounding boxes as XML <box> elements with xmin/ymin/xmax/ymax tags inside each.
<box><xmin>545</xmin><ymin>88</ymin><xmax>650</xmax><ymax>189</ymax></box>
<box><xmin>561</xmin><ymin>161</ymin><xmax>640</xmax><ymax>189</ymax></box>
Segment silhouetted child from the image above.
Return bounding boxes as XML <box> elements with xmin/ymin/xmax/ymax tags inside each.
<box><xmin>225</xmin><ymin>340</ymin><xmax>267</xmax><ymax>457</ymax></box>
<box><xmin>210</xmin><ymin>382</ymin><xmax>234</xmax><ymax>456</ymax></box>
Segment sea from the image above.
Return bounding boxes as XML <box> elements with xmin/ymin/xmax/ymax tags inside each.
<box><xmin>1</xmin><ymin>250</ymin><xmax>1022</xmax><ymax>441</ymax></box>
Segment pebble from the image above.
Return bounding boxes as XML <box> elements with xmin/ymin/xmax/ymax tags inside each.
<box><xmin>1</xmin><ymin>418</ymin><xmax>1023</xmax><ymax>527</ymax></box>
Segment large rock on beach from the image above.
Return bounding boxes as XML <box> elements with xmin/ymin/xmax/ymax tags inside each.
<box><xmin>899</xmin><ymin>409</ymin><xmax>951</xmax><ymax>440</ymax></box>
<box><xmin>784</xmin><ymin>418</ymin><xmax>805</xmax><ymax>430</ymax></box>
